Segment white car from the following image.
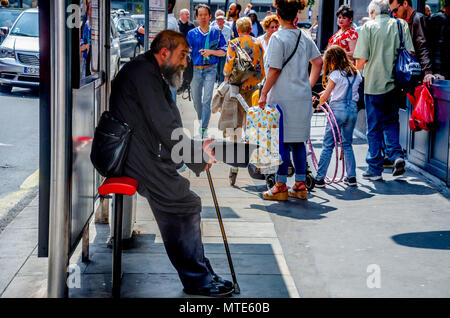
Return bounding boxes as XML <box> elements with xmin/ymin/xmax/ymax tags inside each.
<box><xmin>0</xmin><ymin>8</ymin><xmax>39</xmax><ymax>93</ymax></box>
<box><xmin>110</xmin><ymin>20</ymin><xmax>121</xmax><ymax>80</ymax></box>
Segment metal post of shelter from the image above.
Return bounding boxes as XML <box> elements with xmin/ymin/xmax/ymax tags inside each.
<box><xmin>47</xmin><ymin>0</ymin><xmax>71</xmax><ymax>298</ymax></box>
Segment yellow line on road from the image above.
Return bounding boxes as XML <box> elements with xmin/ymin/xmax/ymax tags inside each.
<box><xmin>0</xmin><ymin>169</ymin><xmax>39</xmax><ymax>220</ymax></box>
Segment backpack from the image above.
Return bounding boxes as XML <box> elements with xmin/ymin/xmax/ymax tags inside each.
<box><xmin>394</xmin><ymin>18</ymin><xmax>422</xmax><ymax>88</ymax></box>
<box><xmin>228</xmin><ymin>40</ymin><xmax>256</xmax><ymax>85</ymax></box>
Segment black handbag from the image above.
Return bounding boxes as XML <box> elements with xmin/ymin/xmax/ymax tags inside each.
<box><xmin>90</xmin><ymin>111</ymin><xmax>133</xmax><ymax>177</ymax></box>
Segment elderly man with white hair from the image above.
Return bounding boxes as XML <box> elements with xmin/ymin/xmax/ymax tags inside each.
<box><xmin>353</xmin><ymin>0</ymin><xmax>414</xmax><ymax>181</ymax></box>
<box><xmin>178</xmin><ymin>8</ymin><xmax>195</xmax><ymax>37</ymax></box>
<box><xmin>211</xmin><ymin>9</ymin><xmax>232</xmax><ymax>28</ymax></box>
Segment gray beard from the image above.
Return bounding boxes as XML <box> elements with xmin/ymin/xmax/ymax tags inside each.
<box><xmin>161</xmin><ymin>62</ymin><xmax>184</xmax><ymax>90</ymax></box>
<box><xmin>169</xmin><ymin>68</ymin><xmax>184</xmax><ymax>90</ymax></box>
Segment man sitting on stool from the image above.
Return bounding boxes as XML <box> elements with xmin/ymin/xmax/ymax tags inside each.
<box><xmin>109</xmin><ymin>30</ymin><xmax>233</xmax><ymax>297</ymax></box>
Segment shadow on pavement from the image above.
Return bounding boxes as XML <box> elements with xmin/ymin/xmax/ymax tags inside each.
<box><xmin>317</xmin><ymin>183</ymin><xmax>375</xmax><ymax>201</ymax></box>
<box><xmin>391</xmin><ymin>231</ymin><xmax>450</xmax><ymax>250</ymax></box>
<box><xmin>70</xmin><ymin>223</ymin><xmax>292</xmax><ymax>297</ymax></box>
<box><xmin>201</xmin><ymin>206</ymin><xmax>240</xmax><ymax>219</ymax></box>
<box><xmin>251</xmin><ymin>199</ymin><xmax>337</xmax><ymax>220</ymax></box>
<box><xmin>359</xmin><ymin>177</ymin><xmax>437</xmax><ymax>196</ymax></box>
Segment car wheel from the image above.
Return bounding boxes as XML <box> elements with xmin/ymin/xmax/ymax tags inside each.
<box><xmin>0</xmin><ymin>85</ymin><xmax>12</xmax><ymax>93</ymax></box>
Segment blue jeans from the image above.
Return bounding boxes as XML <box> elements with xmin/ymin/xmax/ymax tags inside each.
<box><xmin>276</xmin><ymin>142</ymin><xmax>306</xmax><ymax>183</ymax></box>
<box><xmin>191</xmin><ymin>66</ymin><xmax>217</xmax><ymax>130</ymax></box>
<box><xmin>216</xmin><ymin>56</ymin><xmax>226</xmax><ymax>84</ymax></box>
<box><xmin>365</xmin><ymin>89</ymin><xmax>404</xmax><ymax>175</ymax></box>
<box><xmin>316</xmin><ymin>100</ymin><xmax>358</xmax><ymax>180</ymax></box>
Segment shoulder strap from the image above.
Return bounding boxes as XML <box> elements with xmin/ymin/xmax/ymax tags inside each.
<box><xmin>395</xmin><ymin>18</ymin><xmax>405</xmax><ymax>48</ymax></box>
<box><xmin>282</xmin><ymin>29</ymin><xmax>302</xmax><ymax>69</ymax></box>
<box><xmin>204</xmin><ymin>28</ymin><xmax>211</xmax><ymax>50</ymax></box>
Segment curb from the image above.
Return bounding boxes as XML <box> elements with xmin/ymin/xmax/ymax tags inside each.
<box><xmin>0</xmin><ymin>169</ymin><xmax>39</xmax><ymax>234</ymax></box>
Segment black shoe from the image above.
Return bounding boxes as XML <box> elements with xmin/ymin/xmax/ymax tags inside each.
<box><xmin>392</xmin><ymin>158</ymin><xmax>406</xmax><ymax>176</ymax></box>
<box><xmin>204</xmin><ymin>257</ymin><xmax>234</xmax><ymax>289</ymax></box>
<box><xmin>362</xmin><ymin>170</ymin><xmax>383</xmax><ymax>181</ymax></box>
<box><xmin>315</xmin><ymin>178</ymin><xmax>326</xmax><ymax>188</ymax></box>
<box><xmin>344</xmin><ymin>177</ymin><xmax>357</xmax><ymax>187</ymax></box>
<box><xmin>211</xmin><ymin>274</ymin><xmax>233</xmax><ymax>288</ymax></box>
<box><xmin>184</xmin><ymin>280</ymin><xmax>234</xmax><ymax>297</ymax></box>
<box><xmin>382</xmin><ymin>157</ymin><xmax>393</xmax><ymax>168</ymax></box>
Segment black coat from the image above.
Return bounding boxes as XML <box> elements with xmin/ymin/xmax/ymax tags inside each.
<box><xmin>178</xmin><ymin>20</ymin><xmax>195</xmax><ymax>38</ymax></box>
<box><xmin>109</xmin><ymin>51</ymin><xmax>209</xmax><ymax>214</ymax></box>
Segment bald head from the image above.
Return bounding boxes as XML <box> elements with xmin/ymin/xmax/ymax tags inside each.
<box><xmin>180</xmin><ymin>8</ymin><xmax>190</xmax><ymax>23</ymax></box>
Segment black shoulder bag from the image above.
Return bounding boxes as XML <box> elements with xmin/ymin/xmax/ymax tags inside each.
<box><xmin>90</xmin><ymin>111</ymin><xmax>133</xmax><ymax>178</ymax></box>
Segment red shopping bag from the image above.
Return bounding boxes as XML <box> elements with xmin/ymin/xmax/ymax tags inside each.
<box><xmin>408</xmin><ymin>84</ymin><xmax>436</xmax><ymax>132</ymax></box>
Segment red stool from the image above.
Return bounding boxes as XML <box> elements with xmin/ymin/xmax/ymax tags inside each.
<box><xmin>98</xmin><ymin>176</ymin><xmax>138</xmax><ymax>298</ymax></box>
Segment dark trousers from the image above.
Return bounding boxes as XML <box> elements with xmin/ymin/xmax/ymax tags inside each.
<box><xmin>364</xmin><ymin>89</ymin><xmax>404</xmax><ymax>175</ymax></box>
<box><xmin>148</xmin><ymin>201</ymin><xmax>213</xmax><ymax>289</ymax></box>
<box><xmin>216</xmin><ymin>56</ymin><xmax>226</xmax><ymax>84</ymax></box>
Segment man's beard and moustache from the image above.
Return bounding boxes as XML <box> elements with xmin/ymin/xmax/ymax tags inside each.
<box><xmin>161</xmin><ymin>58</ymin><xmax>184</xmax><ymax>90</ymax></box>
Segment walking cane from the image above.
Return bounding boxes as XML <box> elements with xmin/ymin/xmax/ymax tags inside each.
<box><xmin>206</xmin><ymin>168</ymin><xmax>241</xmax><ymax>294</ymax></box>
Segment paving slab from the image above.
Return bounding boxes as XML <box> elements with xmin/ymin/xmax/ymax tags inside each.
<box><xmin>0</xmin><ymin>257</ymin><xmax>26</xmax><ymax>295</ymax></box>
<box><xmin>1</xmin><ymin>275</ymin><xmax>47</xmax><ymax>298</ymax></box>
<box><xmin>0</xmin><ymin>228</ymin><xmax>37</xmax><ymax>258</ymax></box>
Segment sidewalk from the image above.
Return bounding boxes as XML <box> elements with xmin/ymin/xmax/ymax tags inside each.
<box><xmin>1</xmin><ymin>91</ymin><xmax>449</xmax><ymax>298</ymax></box>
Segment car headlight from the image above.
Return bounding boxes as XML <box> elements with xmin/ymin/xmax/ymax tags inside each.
<box><xmin>0</xmin><ymin>47</ymin><xmax>14</xmax><ymax>58</ymax></box>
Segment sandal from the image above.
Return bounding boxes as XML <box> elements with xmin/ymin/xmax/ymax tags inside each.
<box><xmin>263</xmin><ymin>183</ymin><xmax>288</xmax><ymax>201</ymax></box>
<box><xmin>288</xmin><ymin>181</ymin><xmax>307</xmax><ymax>200</ymax></box>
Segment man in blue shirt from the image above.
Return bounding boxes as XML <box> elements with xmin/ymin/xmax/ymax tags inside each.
<box><xmin>186</xmin><ymin>4</ymin><xmax>227</xmax><ymax>136</ymax></box>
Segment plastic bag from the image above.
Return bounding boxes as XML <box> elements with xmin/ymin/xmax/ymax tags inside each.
<box><xmin>245</xmin><ymin>104</ymin><xmax>282</xmax><ymax>168</ymax></box>
<box><xmin>408</xmin><ymin>84</ymin><xmax>436</xmax><ymax>132</ymax></box>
